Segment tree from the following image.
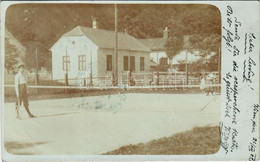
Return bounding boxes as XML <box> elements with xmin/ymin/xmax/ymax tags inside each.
<box><xmin>5</xmin><ymin>37</ymin><xmax>19</xmax><ymax>74</ymax></box>
<box><xmin>189</xmin><ymin>33</ymin><xmax>221</xmax><ymax>73</ymax></box>
<box><xmin>5</xmin><ymin>4</ymin><xmax>221</xmax><ymax>71</ymax></box>
<box><xmin>165</xmin><ymin>36</ymin><xmax>184</xmax><ymax>70</ymax></box>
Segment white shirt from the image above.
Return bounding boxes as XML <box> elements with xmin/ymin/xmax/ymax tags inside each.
<box><xmin>15</xmin><ymin>72</ymin><xmax>27</xmax><ymax>96</ymax></box>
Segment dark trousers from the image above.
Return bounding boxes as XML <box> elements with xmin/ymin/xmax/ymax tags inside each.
<box><xmin>15</xmin><ymin>84</ymin><xmax>32</xmax><ymax>115</ymax></box>
<box><xmin>205</xmin><ymin>80</ymin><xmax>214</xmax><ymax>95</ymax></box>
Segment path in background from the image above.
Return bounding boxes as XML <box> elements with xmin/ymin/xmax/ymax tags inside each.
<box><xmin>3</xmin><ymin>93</ymin><xmax>221</xmax><ymax>155</ymax></box>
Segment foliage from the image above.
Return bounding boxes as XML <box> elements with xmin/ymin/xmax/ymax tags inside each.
<box><xmin>165</xmin><ymin>37</ymin><xmax>184</xmax><ymax>61</ymax></box>
<box><xmin>5</xmin><ymin>37</ymin><xmax>19</xmax><ymax>73</ymax></box>
<box><xmin>189</xmin><ymin>34</ymin><xmax>221</xmax><ymax>72</ymax></box>
<box><xmin>6</xmin><ymin>4</ymin><xmax>221</xmax><ymax>70</ymax></box>
<box><xmin>189</xmin><ymin>34</ymin><xmax>220</xmax><ymax>56</ymax></box>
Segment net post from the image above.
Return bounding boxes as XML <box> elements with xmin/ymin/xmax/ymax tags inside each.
<box><xmin>35</xmin><ymin>73</ymin><xmax>39</xmax><ymax>95</ymax></box>
<box><xmin>65</xmin><ymin>73</ymin><xmax>68</xmax><ymax>93</ymax></box>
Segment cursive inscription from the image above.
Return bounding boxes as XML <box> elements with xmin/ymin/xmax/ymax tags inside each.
<box><xmin>243</xmin><ymin>57</ymin><xmax>256</xmax><ymax>84</ymax></box>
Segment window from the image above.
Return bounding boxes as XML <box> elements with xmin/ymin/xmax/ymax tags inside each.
<box><xmin>130</xmin><ymin>56</ymin><xmax>135</xmax><ymax>72</ymax></box>
<box><xmin>107</xmin><ymin>55</ymin><xmax>112</xmax><ymax>71</ymax></box>
<box><xmin>123</xmin><ymin>56</ymin><xmax>128</xmax><ymax>71</ymax></box>
<box><xmin>78</xmin><ymin>55</ymin><xmax>86</xmax><ymax>70</ymax></box>
<box><xmin>62</xmin><ymin>56</ymin><xmax>70</xmax><ymax>71</ymax></box>
<box><xmin>160</xmin><ymin>57</ymin><xmax>168</xmax><ymax>65</ymax></box>
<box><xmin>140</xmin><ymin>57</ymin><xmax>145</xmax><ymax>71</ymax></box>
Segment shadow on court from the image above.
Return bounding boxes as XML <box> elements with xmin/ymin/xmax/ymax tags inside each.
<box><xmin>34</xmin><ymin>111</ymin><xmax>81</xmax><ymax>118</ymax></box>
<box><xmin>4</xmin><ymin>141</ymin><xmax>49</xmax><ymax>155</ymax></box>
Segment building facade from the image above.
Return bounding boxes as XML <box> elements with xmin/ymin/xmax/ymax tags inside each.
<box><xmin>140</xmin><ymin>28</ymin><xmax>214</xmax><ymax>72</ymax></box>
<box><xmin>50</xmin><ymin>24</ymin><xmax>150</xmax><ymax>84</ymax></box>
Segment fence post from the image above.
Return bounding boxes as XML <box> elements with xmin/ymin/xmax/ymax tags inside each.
<box><xmin>186</xmin><ymin>67</ymin><xmax>188</xmax><ymax>85</ymax></box>
<box><xmin>90</xmin><ymin>73</ymin><xmax>93</xmax><ymax>87</ymax></box>
<box><xmin>127</xmin><ymin>71</ymin><xmax>130</xmax><ymax>86</ymax></box>
<box><xmin>112</xmin><ymin>72</ymin><xmax>115</xmax><ymax>86</ymax></box>
<box><xmin>35</xmin><ymin>73</ymin><xmax>39</xmax><ymax>95</ymax></box>
<box><xmin>83</xmin><ymin>76</ymin><xmax>86</xmax><ymax>86</ymax></box>
<box><xmin>156</xmin><ymin>71</ymin><xmax>159</xmax><ymax>86</ymax></box>
<box><xmin>65</xmin><ymin>73</ymin><xmax>68</xmax><ymax>93</ymax></box>
<box><xmin>65</xmin><ymin>73</ymin><xmax>69</xmax><ymax>86</ymax></box>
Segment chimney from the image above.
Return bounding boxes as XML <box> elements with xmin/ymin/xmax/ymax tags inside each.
<box><xmin>163</xmin><ymin>27</ymin><xmax>169</xmax><ymax>39</ymax></box>
<box><xmin>92</xmin><ymin>17</ymin><xmax>98</xmax><ymax>29</ymax></box>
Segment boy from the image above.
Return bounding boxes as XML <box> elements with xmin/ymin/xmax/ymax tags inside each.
<box><xmin>15</xmin><ymin>63</ymin><xmax>35</xmax><ymax>119</ymax></box>
<box><xmin>205</xmin><ymin>72</ymin><xmax>216</xmax><ymax>96</ymax></box>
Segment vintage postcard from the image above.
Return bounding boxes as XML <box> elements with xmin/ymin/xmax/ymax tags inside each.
<box><xmin>1</xmin><ymin>1</ymin><xmax>259</xmax><ymax>161</ymax></box>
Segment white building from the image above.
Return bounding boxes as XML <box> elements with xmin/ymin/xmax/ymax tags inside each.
<box><xmin>140</xmin><ymin>28</ymin><xmax>215</xmax><ymax>71</ymax></box>
<box><xmin>50</xmin><ymin>21</ymin><xmax>150</xmax><ymax>83</ymax></box>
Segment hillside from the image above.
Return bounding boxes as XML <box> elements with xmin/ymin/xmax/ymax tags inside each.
<box><xmin>5</xmin><ymin>4</ymin><xmax>221</xmax><ymax>70</ymax></box>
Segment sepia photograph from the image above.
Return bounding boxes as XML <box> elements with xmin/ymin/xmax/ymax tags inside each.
<box><xmin>3</xmin><ymin>3</ymin><xmax>222</xmax><ymax>156</ymax></box>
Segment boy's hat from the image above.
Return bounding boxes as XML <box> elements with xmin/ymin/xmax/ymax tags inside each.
<box><xmin>207</xmin><ymin>73</ymin><xmax>216</xmax><ymax>79</ymax></box>
<box><xmin>17</xmin><ymin>63</ymin><xmax>25</xmax><ymax>69</ymax></box>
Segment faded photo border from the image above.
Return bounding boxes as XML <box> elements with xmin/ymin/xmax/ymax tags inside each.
<box><xmin>1</xmin><ymin>1</ymin><xmax>259</xmax><ymax>161</ymax></box>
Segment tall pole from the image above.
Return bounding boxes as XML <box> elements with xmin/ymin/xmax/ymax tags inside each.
<box><xmin>114</xmin><ymin>3</ymin><xmax>118</xmax><ymax>86</ymax></box>
<box><xmin>35</xmin><ymin>47</ymin><xmax>39</xmax><ymax>94</ymax></box>
<box><xmin>185</xmin><ymin>50</ymin><xmax>188</xmax><ymax>85</ymax></box>
<box><xmin>218</xmin><ymin>45</ymin><xmax>221</xmax><ymax>84</ymax></box>
<box><xmin>65</xmin><ymin>47</ymin><xmax>69</xmax><ymax>87</ymax></box>
<box><xmin>36</xmin><ymin>47</ymin><xmax>38</xmax><ymax>74</ymax></box>
<box><xmin>205</xmin><ymin>51</ymin><xmax>209</xmax><ymax>77</ymax></box>
<box><xmin>156</xmin><ymin>52</ymin><xmax>159</xmax><ymax>86</ymax></box>
<box><xmin>157</xmin><ymin>52</ymin><xmax>159</xmax><ymax>70</ymax></box>
<box><xmin>128</xmin><ymin>52</ymin><xmax>130</xmax><ymax>86</ymax></box>
<box><xmin>90</xmin><ymin>50</ymin><xmax>93</xmax><ymax>86</ymax></box>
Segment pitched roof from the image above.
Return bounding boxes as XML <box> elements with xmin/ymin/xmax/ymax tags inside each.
<box><xmin>139</xmin><ymin>35</ymin><xmax>191</xmax><ymax>52</ymax></box>
<box><xmin>139</xmin><ymin>38</ymin><xmax>166</xmax><ymax>51</ymax></box>
<box><xmin>62</xmin><ymin>26</ymin><xmax>150</xmax><ymax>52</ymax></box>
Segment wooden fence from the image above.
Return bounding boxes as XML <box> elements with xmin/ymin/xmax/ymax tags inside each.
<box><xmin>4</xmin><ymin>71</ymin><xmax>219</xmax><ymax>87</ymax></box>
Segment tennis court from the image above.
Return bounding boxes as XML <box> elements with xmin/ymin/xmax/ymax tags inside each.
<box><xmin>3</xmin><ymin>92</ymin><xmax>221</xmax><ymax>155</ymax></box>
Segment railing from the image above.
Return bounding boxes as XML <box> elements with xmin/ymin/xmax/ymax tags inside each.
<box><xmin>69</xmin><ymin>71</ymin><xmax>219</xmax><ymax>88</ymax></box>
<box><xmin>4</xmin><ymin>71</ymin><xmax>219</xmax><ymax>87</ymax></box>
<box><xmin>4</xmin><ymin>71</ymin><xmax>220</xmax><ymax>96</ymax></box>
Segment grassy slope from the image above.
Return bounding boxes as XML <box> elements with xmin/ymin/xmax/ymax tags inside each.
<box><xmin>104</xmin><ymin>126</ymin><xmax>220</xmax><ymax>155</ymax></box>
